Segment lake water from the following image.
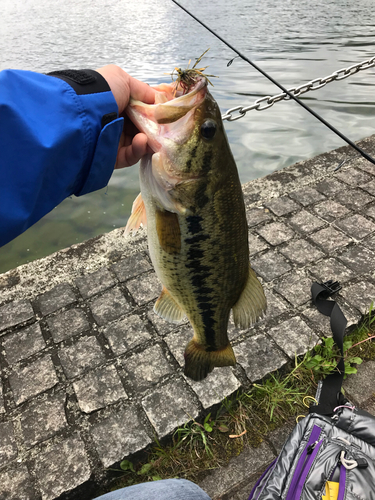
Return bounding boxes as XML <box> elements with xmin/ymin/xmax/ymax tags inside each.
<box><xmin>1</xmin><ymin>0</ymin><xmax>375</xmax><ymax>273</ymax></box>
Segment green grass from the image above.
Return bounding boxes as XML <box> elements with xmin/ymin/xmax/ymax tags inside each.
<box><xmin>104</xmin><ymin>303</ymin><xmax>375</xmax><ymax>492</ymax></box>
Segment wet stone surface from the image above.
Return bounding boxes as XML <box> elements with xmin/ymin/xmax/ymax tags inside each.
<box><xmin>47</xmin><ymin>308</ymin><xmax>90</xmax><ymax>342</ymax></box>
<box><xmin>8</xmin><ymin>355</ymin><xmax>59</xmax><ymax>405</ymax></box>
<box><xmin>2</xmin><ymin>322</ymin><xmax>45</xmax><ymax>364</ymax></box>
<box><xmin>1</xmin><ymin>139</ymin><xmax>375</xmax><ymax>499</ymax></box>
<box><xmin>37</xmin><ymin>283</ymin><xmax>76</xmax><ymax>316</ymax></box>
<box><xmin>0</xmin><ymin>300</ymin><xmax>34</xmax><ymax>332</ymax></box>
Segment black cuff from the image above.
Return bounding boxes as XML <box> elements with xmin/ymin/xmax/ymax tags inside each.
<box><xmin>47</xmin><ymin>69</ymin><xmax>111</xmax><ymax>95</ymax></box>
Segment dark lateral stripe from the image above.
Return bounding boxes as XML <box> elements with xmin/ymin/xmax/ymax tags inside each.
<box><xmin>186</xmin><ymin>215</ymin><xmax>216</xmax><ymax>350</ymax></box>
<box><xmin>186</xmin><ymin>215</ymin><xmax>203</xmax><ymax>234</ymax></box>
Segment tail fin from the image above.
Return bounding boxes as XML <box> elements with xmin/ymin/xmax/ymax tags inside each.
<box><xmin>184</xmin><ymin>340</ymin><xmax>236</xmax><ymax>381</ymax></box>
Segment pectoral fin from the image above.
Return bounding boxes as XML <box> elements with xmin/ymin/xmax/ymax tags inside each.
<box><xmin>155</xmin><ymin>208</ymin><xmax>181</xmax><ymax>254</ymax></box>
<box><xmin>124</xmin><ymin>193</ymin><xmax>147</xmax><ymax>236</ymax></box>
<box><xmin>154</xmin><ymin>286</ymin><xmax>185</xmax><ymax>323</ymax></box>
<box><xmin>232</xmin><ymin>267</ymin><xmax>267</xmax><ymax>329</ymax></box>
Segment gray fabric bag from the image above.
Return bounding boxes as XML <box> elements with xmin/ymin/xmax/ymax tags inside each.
<box><xmin>249</xmin><ymin>281</ymin><xmax>375</xmax><ymax>500</ymax></box>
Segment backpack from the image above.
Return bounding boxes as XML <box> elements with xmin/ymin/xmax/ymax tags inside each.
<box><xmin>249</xmin><ymin>281</ymin><xmax>375</xmax><ymax>500</ymax></box>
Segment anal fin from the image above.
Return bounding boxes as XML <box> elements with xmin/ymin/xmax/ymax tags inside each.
<box><xmin>232</xmin><ymin>267</ymin><xmax>267</xmax><ymax>329</ymax></box>
<box><xmin>154</xmin><ymin>286</ymin><xmax>185</xmax><ymax>323</ymax></box>
<box><xmin>124</xmin><ymin>193</ymin><xmax>147</xmax><ymax>236</ymax></box>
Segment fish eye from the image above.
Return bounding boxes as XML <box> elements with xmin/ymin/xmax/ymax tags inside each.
<box><xmin>200</xmin><ymin>120</ymin><xmax>217</xmax><ymax>140</ymax></box>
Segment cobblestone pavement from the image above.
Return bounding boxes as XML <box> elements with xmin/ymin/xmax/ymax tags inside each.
<box><xmin>1</xmin><ymin>136</ymin><xmax>375</xmax><ymax>499</ymax></box>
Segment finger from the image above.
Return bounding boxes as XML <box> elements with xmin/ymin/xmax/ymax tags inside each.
<box><xmin>115</xmin><ymin>133</ymin><xmax>149</xmax><ymax>169</ymax></box>
<box><xmin>128</xmin><ymin>75</ymin><xmax>156</xmax><ymax>104</ymax></box>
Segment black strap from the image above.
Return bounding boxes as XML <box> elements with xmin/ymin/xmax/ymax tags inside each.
<box><xmin>309</xmin><ymin>281</ymin><xmax>348</xmax><ymax>415</ymax></box>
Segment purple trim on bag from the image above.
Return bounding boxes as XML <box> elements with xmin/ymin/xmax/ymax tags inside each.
<box><xmin>285</xmin><ymin>425</ymin><xmax>323</xmax><ymax>500</ymax></box>
<box><xmin>294</xmin><ymin>439</ymin><xmax>323</xmax><ymax>499</ymax></box>
<box><xmin>337</xmin><ymin>464</ymin><xmax>346</xmax><ymax>500</ymax></box>
<box><xmin>248</xmin><ymin>458</ymin><xmax>277</xmax><ymax>500</ymax></box>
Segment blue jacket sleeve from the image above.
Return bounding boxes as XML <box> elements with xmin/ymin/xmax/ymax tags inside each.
<box><xmin>0</xmin><ymin>69</ymin><xmax>124</xmax><ymax>247</ymax></box>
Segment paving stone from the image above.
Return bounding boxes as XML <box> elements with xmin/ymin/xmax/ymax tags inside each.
<box><xmin>366</xmin><ymin>204</ymin><xmax>375</xmax><ymax>220</ymax></box>
<box><xmin>312</xmin><ymin>200</ymin><xmax>350</xmax><ymax>223</ymax></box>
<box><xmin>260</xmin><ymin>289</ymin><xmax>289</xmax><ymax>321</ymax></box>
<box><xmin>2</xmin><ymin>322</ymin><xmax>45</xmax><ymax>365</ymax></box>
<box><xmin>34</xmin><ymin>434</ymin><xmax>91</xmax><ymax>500</ymax></box>
<box><xmin>343</xmin><ymin>360</ymin><xmax>375</xmax><ymax>406</ymax></box>
<box><xmin>73</xmin><ymin>364</ymin><xmax>127</xmax><ymax>413</ymax></box>
<box><xmin>274</xmin><ymin>273</ymin><xmax>312</xmax><ymax>306</ymax></box>
<box><xmin>310</xmin><ymin>226</ymin><xmax>352</xmax><ymax>253</ymax></box>
<box><xmin>335</xmin><ymin>214</ymin><xmax>375</xmax><ymax>240</ymax></box>
<box><xmin>289</xmin><ymin>187</ymin><xmax>326</xmax><ymax>206</ymax></box>
<box><xmin>268</xmin><ymin>317</ymin><xmax>319</xmax><ymax>358</ymax></box>
<box><xmin>75</xmin><ymin>267</ymin><xmax>116</xmax><ymax>299</ymax></box>
<box><xmin>308</xmin><ymin>258</ymin><xmax>355</xmax><ymax>284</ymax></box>
<box><xmin>358</xmin><ymin>161</ymin><xmax>375</xmax><ymax>176</ymax></box>
<box><xmin>37</xmin><ymin>283</ymin><xmax>76</xmax><ymax>316</ymax></box>
<box><xmin>58</xmin><ymin>336</ymin><xmax>106</xmax><ymax>379</ymax></box>
<box><xmin>0</xmin><ymin>464</ymin><xmax>36</xmax><ymax>500</ymax></box>
<box><xmin>125</xmin><ymin>272</ymin><xmax>161</xmax><ymax>305</ymax></box>
<box><xmin>0</xmin><ymin>300</ymin><xmax>34</xmax><ymax>332</ymax></box>
<box><xmin>288</xmin><ymin>210</ymin><xmax>325</xmax><ymax>234</ymax></box>
<box><xmin>9</xmin><ymin>355</ymin><xmax>58</xmax><ymax>406</ymax></box>
<box><xmin>89</xmin><ymin>287</ymin><xmax>132</xmax><ymax>326</ymax></box>
<box><xmin>279</xmin><ymin>239</ymin><xmax>324</xmax><ymax>266</ymax></box>
<box><xmin>122</xmin><ymin>344</ymin><xmax>173</xmax><ymax>392</ymax></box>
<box><xmin>340</xmin><ymin>280</ymin><xmax>375</xmax><ymax>314</ymax></box>
<box><xmin>230</xmin><ymin>478</ymin><xmax>261</xmax><ymax>500</ymax></box>
<box><xmin>19</xmin><ymin>393</ymin><xmax>67</xmax><ymax>448</ymax></box>
<box><xmin>246</xmin><ymin>207</ymin><xmax>271</xmax><ymax>228</ymax></box>
<box><xmin>315</xmin><ymin>178</ymin><xmax>346</xmax><ymax>196</ymax></box>
<box><xmin>339</xmin><ymin>245</ymin><xmax>375</xmax><ymax>274</ymax></box>
<box><xmin>0</xmin><ymin>422</ymin><xmax>17</xmax><ymax>467</ymax></box>
<box><xmin>111</xmin><ymin>252</ymin><xmax>153</xmax><ymax>282</ymax></box>
<box><xmin>334</xmin><ymin>188</ymin><xmax>374</xmax><ymax>210</ymax></box>
<box><xmin>233</xmin><ymin>334</ymin><xmax>288</xmax><ymax>382</ymax></box>
<box><xmin>255</xmin><ymin>222</ymin><xmax>295</xmax><ymax>246</ymax></box>
<box><xmin>91</xmin><ymin>406</ymin><xmax>152</xmax><ymax>467</ymax></box>
<box><xmin>164</xmin><ymin>324</ymin><xmax>193</xmax><ymax>366</ymax></box>
<box><xmin>142</xmin><ymin>378</ymin><xmax>199</xmax><ymax>436</ymax></box>
<box><xmin>186</xmin><ymin>367</ymin><xmax>241</xmax><ymax>409</ymax></box>
<box><xmin>335</xmin><ymin>168</ymin><xmax>373</xmax><ymax>186</ymax></box>
<box><xmin>361</xmin><ymin>178</ymin><xmax>375</xmax><ymax>196</ymax></box>
<box><xmin>198</xmin><ymin>441</ymin><xmax>275</xmax><ymax>499</ymax></box>
<box><xmin>47</xmin><ymin>308</ymin><xmax>90</xmax><ymax>342</ymax></box>
<box><xmin>0</xmin><ymin>384</ymin><xmax>4</xmax><ymax>414</ymax></box>
<box><xmin>363</xmin><ymin>234</ymin><xmax>375</xmax><ymax>252</ymax></box>
<box><xmin>264</xmin><ymin>197</ymin><xmax>299</xmax><ymax>216</ymax></box>
<box><xmin>267</xmin><ymin>418</ymin><xmax>296</xmax><ymax>454</ymax></box>
<box><xmin>248</xmin><ymin>233</ymin><xmax>269</xmax><ymax>256</ymax></box>
<box><xmin>251</xmin><ymin>251</ymin><xmax>292</xmax><ymax>282</ymax></box>
<box><xmin>102</xmin><ymin>314</ymin><xmax>152</xmax><ymax>355</ymax></box>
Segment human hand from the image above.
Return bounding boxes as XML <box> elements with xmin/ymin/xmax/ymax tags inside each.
<box><xmin>96</xmin><ymin>65</ymin><xmax>156</xmax><ymax>169</ymax></box>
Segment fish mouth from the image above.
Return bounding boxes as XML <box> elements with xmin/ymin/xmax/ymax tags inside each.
<box><xmin>126</xmin><ymin>77</ymin><xmax>208</xmax><ymax>152</ymax></box>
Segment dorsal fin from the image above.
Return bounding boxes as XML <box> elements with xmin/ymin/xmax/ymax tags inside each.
<box><xmin>232</xmin><ymin>267</ymin><xmax>267</xmax><ymax>329</ymax></box>
<box><xmin>154</xmin><ymin>286</ymin><xmax>185</xmax><ymax>323</ymax></box>
<box><xmin>124</xmin><ymin>193</ymin><xmax>147</xmax><ymax>236</ymax></box>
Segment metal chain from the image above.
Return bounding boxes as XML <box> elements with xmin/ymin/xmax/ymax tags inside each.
<box><xmin>221</xmin><ymin>56</ymin><xmax>375</xmax><ymax>121</ymax></box>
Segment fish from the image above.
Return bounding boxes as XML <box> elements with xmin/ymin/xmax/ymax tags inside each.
<box><xmin>125</xmin><ymin>75</ymin><xmax>267</xmax><ymax>381</ymax></box>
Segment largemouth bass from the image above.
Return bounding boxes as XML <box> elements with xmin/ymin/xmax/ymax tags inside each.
<box><xmin>126</xmin><ymin>76</ymin><xmax>266</xmax><ymax>381</ymax></box>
